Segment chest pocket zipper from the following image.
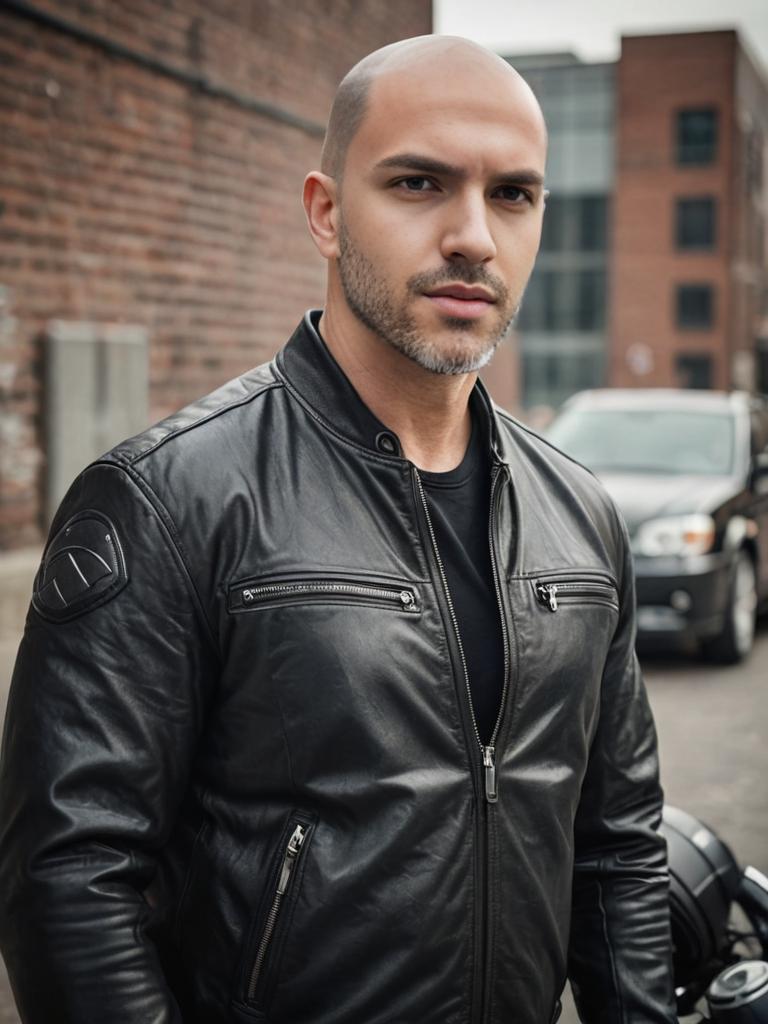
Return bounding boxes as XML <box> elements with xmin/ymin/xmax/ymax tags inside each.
<box><xmin>228</xmin><ymin>577</ymin><xmax>420</xmax><ymax>614</ymax></box>
<box><xmin>534</xmin><ymin>576</ymin><xmax>619</xmax><ymax>613</ymax></box>
<box><xmin>247</xmin><ymin>821</ymin><xmax>311</xmax><ymax>1004</ymax></box>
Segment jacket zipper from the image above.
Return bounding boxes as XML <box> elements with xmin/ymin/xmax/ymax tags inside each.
<box><xmin>247</xmin><ymin>823</ymin><xmax>307</xmax><ymax>1002</ymax></box>
<box><xmin>535</xmin><ymin>578</ymin><xmax>617</xmax><ymax>613</ymax></box>
<box><xmin>413</xmin><ymin>462</ymin><xmax>512</xmax><ymax>1024</ymax></box>
<box><xmin>486</xmin><ymin>465</ymin><xmax>513</xmax><ymax>797</ymax></box>
<box><xmin>239</xmin><ymin>580</ymin><xmax>418</xmax><ymax>611</ymax></box>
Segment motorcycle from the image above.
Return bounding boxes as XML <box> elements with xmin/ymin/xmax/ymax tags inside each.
<box><xmin>662</xmin><ymin>805</ymin><xmax>768</xmax><ymax>1021</ymax></box>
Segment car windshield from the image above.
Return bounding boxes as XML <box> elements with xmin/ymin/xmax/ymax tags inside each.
<box><xmin>546</xmin><ymin>408</ymin><xmax>735</xmax><ymax>475</ymax></box>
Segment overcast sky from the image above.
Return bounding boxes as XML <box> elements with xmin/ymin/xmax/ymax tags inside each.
<box><xmin>435</xmin><ymin>0</ymin><xmax>768</xmax><ymax>74</ymax></box>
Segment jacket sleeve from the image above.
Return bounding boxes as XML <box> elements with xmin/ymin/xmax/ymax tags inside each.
<box><xmin>567</xmin><ymin>513</ymin><xmax>677</xmax><ymax>1024</ymax></box>
<box><xmin>0</xmin><ymin>460</ymin><xmax>218</xmax><ymax>1023</ymax></box>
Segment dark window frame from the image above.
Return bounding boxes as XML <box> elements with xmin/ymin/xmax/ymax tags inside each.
<box><xmin>675</xmin><ymin>283</ymin><xmax>715</xmax><ymax>330</ymax></box>
<box><xmin>676</xmin><ymin>107</ymin><xmax>718</xmax><ymax>166</ymax></box>
<box><xmin>675</xmin><ymin>196</ymin><xmax>717</xmax><ymax>251</ymax></box>
<box><xmin>517</xmin><ymin>267</ymin><xmax>607</xmax><ymax>333</ymax></box>
<box><xmin>675</xmin><ymin>352</ymin><xmax>714</xmax><ymax>389</ymax></box>
<box><xmin>539</xmin><ymin>194</ymin><xmax>609</xmax><ymax>254</ymax></box>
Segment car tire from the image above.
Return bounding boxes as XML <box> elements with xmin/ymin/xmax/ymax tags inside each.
<box><xmin>700</xmin><ymin>550</ymin><xmax>758</xmax><ymax>665</ymax></box>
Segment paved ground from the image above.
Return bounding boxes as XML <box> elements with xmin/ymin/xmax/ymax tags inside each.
<box><xmin>1</xmin><ymin>625</ymin><xmax>766</xmax><ymax>1021</ymax></box>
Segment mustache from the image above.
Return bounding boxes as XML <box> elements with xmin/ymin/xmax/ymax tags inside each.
<box><xmin>407</xmin><ymin>265</ymin><xmax>509</xmax><ymax>303</ymax></box>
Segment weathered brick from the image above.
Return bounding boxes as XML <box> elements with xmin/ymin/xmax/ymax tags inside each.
<box><xmin>0</xmin><ymin>1</ymin><xmax>432</xmax><ymax>549</ymax></box>
<box><xmin>610</xmin><ymin>31</ymin><xmax>767</xmax><ymax>391</ymax></box>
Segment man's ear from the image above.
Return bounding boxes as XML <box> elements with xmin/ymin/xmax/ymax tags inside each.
<box><xmin>303</xmin><ymin>171</ymin><xmax>340</xmax><ymax>259</ymax></box>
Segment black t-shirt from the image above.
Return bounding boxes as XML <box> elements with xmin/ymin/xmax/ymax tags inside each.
<box><xmin>419</xmin><ymin>423</ymin><xmax>505</xmax><ymax>745</ymax></box>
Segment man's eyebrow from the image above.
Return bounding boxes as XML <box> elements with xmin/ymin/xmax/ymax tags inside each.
<box><xmin>374</xmin><ymin>153</ymin><xmax>545</xmax><ymax>187</ymax></box>
<box><xmin>375</xmin><ymin>153</ymin><xmax>465</xmax><ymax>177</ymax></box>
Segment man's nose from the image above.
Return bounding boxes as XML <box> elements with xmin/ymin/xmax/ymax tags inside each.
<box><xmin>439</xmin><ymin>193</ymin><xmax>497</xmax><ymax>264</ymax></box>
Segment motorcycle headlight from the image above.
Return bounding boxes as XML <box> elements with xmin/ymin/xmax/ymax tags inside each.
<box><xmin>633</xmin><ymin>514</ymin><xmax>716</xmax><ymax>557</ymax></box>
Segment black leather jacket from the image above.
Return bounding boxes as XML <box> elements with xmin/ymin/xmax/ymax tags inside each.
<box><xmin>0</xmin><ymin>312</ymin><xmax>675</xmax><ymax>1024</ymax></box>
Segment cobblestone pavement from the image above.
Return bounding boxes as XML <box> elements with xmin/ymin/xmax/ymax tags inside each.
<box><xmin>2</xmin><ymin>625</ymin><xmax>767</xmax><ymax>1022</ymax></box>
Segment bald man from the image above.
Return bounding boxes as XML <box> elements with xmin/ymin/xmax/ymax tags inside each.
<box><xmin>0</xmin><ymin>36</ymin><xmax>675</xmax><ymax>1024</ymax></box>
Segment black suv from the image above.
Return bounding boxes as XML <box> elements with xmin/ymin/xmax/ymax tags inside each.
<box><xmin>545</xmin><ymin>389</ymin><xmax>768</xmax><ymax>663</ymax></box>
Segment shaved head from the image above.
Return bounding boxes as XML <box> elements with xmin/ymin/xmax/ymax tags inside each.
<box><xmin>320</xmin><ymin>36</ymin><xmax>545</xmax><ymax>180</ymax></box>
<box><xmin>305</xmin><ymin>33</ymin><xmax>548</xmax><ymax>383</ymax></box>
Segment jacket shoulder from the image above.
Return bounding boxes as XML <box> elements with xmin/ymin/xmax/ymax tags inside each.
<box><xmin>495</xmin><ymin>406</ymin><xmax>599</xmax><ymax>486</ymax></box>
<box><xmin>104</xmin><ymin>360</ymin><xmax>281</xmax><ymax>469</ymax></box>
<box><xmin>494</xmin><ymin>406</ymin><xmax>627</xmax><ymax>544</ymax></box>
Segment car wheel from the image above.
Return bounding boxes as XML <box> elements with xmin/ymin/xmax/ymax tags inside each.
<box><xmin>701</xmin><ymin>550</ymin><xmax>758</xmax><ymax>664</ymax></box>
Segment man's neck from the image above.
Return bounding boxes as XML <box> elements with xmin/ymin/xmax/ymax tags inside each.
<box><xmin>318</xmin><ymin>306</ymin><xmax>475</xmax><ymax>473</ymax></box>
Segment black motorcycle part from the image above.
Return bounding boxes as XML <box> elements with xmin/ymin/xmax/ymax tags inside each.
<box><xmin>660</xmin><ymin>806</ymin><xmax>743</xmax><ymax>987</ymax></box>
<box><xmin>736</xmin><ymin>868</ymin><xmax>768</xmax><ymax>958</ymax></box>
<box><xmin>707</xmin><ymin>960</ymin><xmax>768</xmax><ymax>1022</ymax></box>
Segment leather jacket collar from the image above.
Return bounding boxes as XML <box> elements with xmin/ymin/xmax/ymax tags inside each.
<box><xmin>276</xmin><ymin>310</ymin><xmax>508</xmax><ymax>466</ymax></box>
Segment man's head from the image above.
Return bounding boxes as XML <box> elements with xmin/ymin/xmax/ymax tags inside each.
<box><xmin>304</xmin><ymin>36</ymin><xmax>548</xmax><ymax>376</ymax></box>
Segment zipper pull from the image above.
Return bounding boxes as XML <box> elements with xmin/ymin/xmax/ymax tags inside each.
<box><xmin>483</xmin><ymin>746</ymin><xmax>498</xmax><ymax>803</ymax></box>
<box><xmin>537</xmin><ymin>583</ymin><xmax>558</xmax><ymax>612</ymax></box>
<box><xmin>276</xmin><ymin>824</ymin><xmax>306</xmax><ymax>894</ymax></box>
<box><xmin>399</xmin><ymin>590</ymin><xmax>415</xmax><ymax>608</ymax></box>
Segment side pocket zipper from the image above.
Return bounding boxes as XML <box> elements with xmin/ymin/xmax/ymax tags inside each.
<box><xmin>534</xmin><ymin>578</ymin><xmax>618</xmax><ymax>612</ymax></box>
<box><xmin>247</xmin><ymin>824</ymin><xmax>308</xmax><ymax>1001</ymax></box>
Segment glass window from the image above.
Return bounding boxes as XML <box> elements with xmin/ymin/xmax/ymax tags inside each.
<box><xmin>676</xmin><ymin>284</ymin><xmax>714</xmax><ymax>329</ymax></box>
<box><xmin>540</xmin><ymin>196</ymin><xmax>567</xmax><ymax>251</ymax></box>
<box><xmin>578</xmin><ymin>196</ymin><xmax>607</xmax><ymax>251</ymax></box>
<box><xmin>676</xmin><ymin>197</ymin><xmax>717</xmax><ymax>250</ymax></box>
<box><xmin>676</xmin><ymin>353</ymin><xmax>713</xmax><ymax>389</ymax></box>
<box><xmin>518</xmin><ymin>269</ymin><xmax>607</xmax><ymax>332</ymax></box>
<box><xmin>540</xmin><ymin>195</ymin><xmax>608</xmax><ymax>252</ymax></box>
<box><xmin>522</xmin><ymin>351</ymin><xmax>604</xmax><ymax>410</ymax></box>
<box><xmin>546</xmin><ymin>409</ymin><xmax>733</xmax><ymax>475</ymax></box>
<box><xmin>677</xmin><ymin>109</ymin><xmax>718</xmax><ymax>165</ymax></box>
<box><xmin>577</xmin><ymin>269</ymin><xmax>606</xmax><ymax>330</ymax></box>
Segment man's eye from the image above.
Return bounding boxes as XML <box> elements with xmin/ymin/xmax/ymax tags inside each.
<box><xmin>496</xmin><ymin>186</ymin><xmax>532</xmax><ymax>204</ymax></box>
<box><xmin>397</xmin><ymin>177</ymin><xmax>435</xmax><ymax>192</ymax></box>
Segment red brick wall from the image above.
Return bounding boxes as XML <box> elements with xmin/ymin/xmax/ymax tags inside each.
<box><xmin>610</xmin><ymin>32</ymin><xmax>736</xmax><ymax>390</ymax></box>
<box><xmin>0</xmin><ymin>0</ymin><xmax>432</xmax><ymax>550</ymax></box>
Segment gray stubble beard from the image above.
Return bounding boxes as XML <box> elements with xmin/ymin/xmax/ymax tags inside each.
<box><xmin>337</xmin><ymin>221</ymin><xmax>519</xmax><ymax>376</ymax></box>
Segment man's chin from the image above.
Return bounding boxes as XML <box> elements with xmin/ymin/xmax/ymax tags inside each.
<box><xmin>402</xmin><ymin>337</ymin><xmax>501</xmax><ymax>376</ymax></box>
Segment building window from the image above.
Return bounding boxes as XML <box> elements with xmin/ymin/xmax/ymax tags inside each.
<box><xmin>577</xmin><ymin>269</ymin><xmax>606</xmax><ymax>330</ymax></box>
<box><xmin>676</xmin><ymin>197</ymin><xmax>716</xmax><ymax>250</ymax></box>
<box><xmin>522</xmin><ymin>349</ymin><xmax>605</xmax><ymax>410</ymax></box>
<box><xmin>579</xmin><ymin>196</ymin><xmax>608</xmax><ymax>251</ymax></box>
<box><xmin>540</xmin><ymin>195</ymin><xmax>608</xmax><ymax>253</ymax></box>
<box><xmin>676</xmin><ymin>109</ymin><xmax>718</xmax><ymax>165</ymax></box>
<box><xmin>676</xmin><ymin>353</ymin><xmax>713</xmax><ymax>389</ymax></box>
<box><xmin>676</xmin><ymin>284</ymin><xmax>714</xmax><ymax>329</ymax></box>
<box><xmin>518</xmin><ymin>269</ymin><xmax>606</xmax><ymax>332</ymax></box>
<box><xmin>540</xmin><ymin>195</ymin><xmax>567</xmax><ymax>252</ymax></box>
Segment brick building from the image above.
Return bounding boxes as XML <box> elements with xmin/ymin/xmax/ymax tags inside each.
<box><xmin>611</xmin><ymin>31</ymin><xmax>768</xmax><ymax>394</ymax></box>
<box><xmin>0</xmin><ymin>0</ymin><xmax>432</xmax><ymax>553</ymax></box>
<box><xmin>512</xmin><ymin>29</ymin><xmax>768</xmax><ymax>412</ymax></box>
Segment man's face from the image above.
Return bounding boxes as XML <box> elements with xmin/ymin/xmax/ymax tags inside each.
<box><xmin>333</xmin><ymin>53</ymin><xmax>547</xmax><ymax>375</ymax></box>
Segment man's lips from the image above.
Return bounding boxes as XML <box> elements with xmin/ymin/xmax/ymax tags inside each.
<box><xmin>423</xmin><ymin>284</ymin><xmax>497</xmax><ymax>319</ymax></box>
<box><xmin>425</xmin><ymin>284</ymin><xmax>497</xmax><ymax>302</ymax></box>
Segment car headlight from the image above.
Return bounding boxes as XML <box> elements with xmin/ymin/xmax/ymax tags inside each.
<box><xmin>632</xmin><ymin>514</ymin><xmax>716</xmax><ymax>557</ymax></box>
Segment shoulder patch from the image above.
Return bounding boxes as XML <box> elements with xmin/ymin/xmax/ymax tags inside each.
<box><xmin>32</xmin><ymin>510</ymin><xmax>129</xmax><ymax>623</ymax></box>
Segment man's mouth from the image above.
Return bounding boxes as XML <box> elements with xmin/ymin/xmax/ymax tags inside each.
<box><xmin>423</xmin><ymin>283</ymin><xmax>497</xmax><ymax>319</ymax></box>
